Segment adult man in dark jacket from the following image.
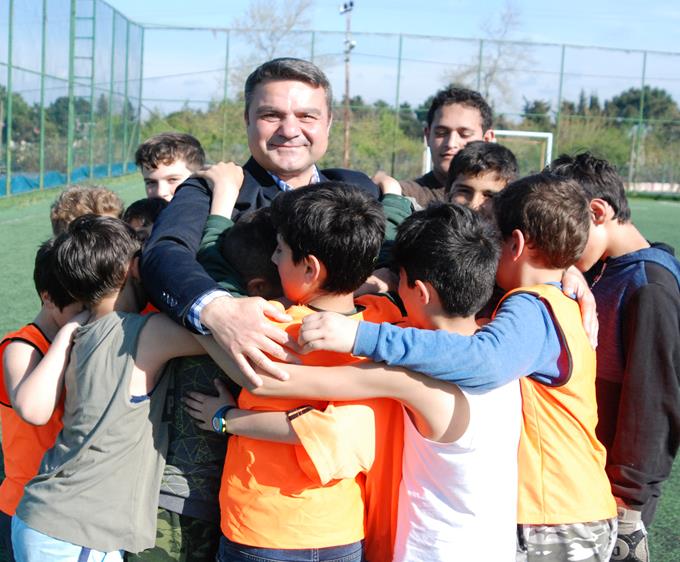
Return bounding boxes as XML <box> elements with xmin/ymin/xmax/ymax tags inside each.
<box><xmin>136</xmin><ymin>58</ymin><xmax>381</xmax><ymax>561</ymax></box>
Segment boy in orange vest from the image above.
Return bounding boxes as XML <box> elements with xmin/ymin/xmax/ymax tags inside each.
<box><xmin>185</xmin><ymin>180</ymin><xmax>406</xmax><ymax>562</ymax></box>
<box><xmin>0</xmin><ymin>240</ymin><xmax>83</xmax><ymax>561</ymax></box>
<box><xmin>285</xmin><ymin>173</ymin><xmax>618</xmax><ymax>561</ymax></box>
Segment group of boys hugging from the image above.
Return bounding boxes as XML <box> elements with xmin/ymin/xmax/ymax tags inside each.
<box><xmin>0</xmin><ymin>57</ymin><xmax>678</xmax><ymax>562</ymax></box>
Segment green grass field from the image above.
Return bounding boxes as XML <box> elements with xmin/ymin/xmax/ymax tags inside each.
<box><xmin>0</xmin><ymin>176</ymin><xmax>679</xmax><ymax>559</ymax></box>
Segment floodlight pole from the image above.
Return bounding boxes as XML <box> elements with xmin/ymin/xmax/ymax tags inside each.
<box><xmin>340</xmin><ymin>2</ymin><xmax>355</xmax><ymax>168</ymax></box>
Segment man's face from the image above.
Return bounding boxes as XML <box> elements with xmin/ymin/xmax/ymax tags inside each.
<box><xmin>450</xmin><ymin>171</ymin><xmax>507</xmax><ymax>219</ymax></box>
<box><xmin>141</xmin><ymin>160</ymin><xmax>193</xmax><ymax>201</ymax></box>
<box><xmin>426</xmin><ymin>103</ymin><xmax>493</xmax><ymax>183</ymax></box>
<box><xmin>246</xmin><ymin>80</ymin><xmax>332</xmax><ymax>186</ymax></box>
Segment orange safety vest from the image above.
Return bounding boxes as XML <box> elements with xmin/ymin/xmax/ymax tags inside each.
<box><xmin>497</xmin><ymin>285</ymin><xmax>616</xmax><ymax>525</ymax></box>
<box><xmin>221</xmin><ymin>294</ymin><xmax>404</xmax><ymax>560</ymax></box>
<box><xmin>0</xmin><ymin>324</ymin><xmax>64</xmax><ymax>515</ymax></box>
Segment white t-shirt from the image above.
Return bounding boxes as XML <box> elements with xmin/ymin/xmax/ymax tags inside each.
<box><xmin>392</xmin><ymin>380</ymin><xmax>521</xmax><ymax>562</ymax></box>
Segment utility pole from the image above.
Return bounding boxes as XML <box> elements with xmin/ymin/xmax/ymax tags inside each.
<box><xmin>340</xmin><ymin>2</ymin><xmax>355</xmax><ymax>168</ymax></box>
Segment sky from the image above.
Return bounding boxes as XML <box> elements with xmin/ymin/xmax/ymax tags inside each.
<box><xmin>98</xmin><ymin>0</ymin><xmax>680</xmax><ymax>115</ymax></box>
<box><xmin>105</xmin><ymin>0</ymin><xmax>680</xmax><ymax>53</ymax></box>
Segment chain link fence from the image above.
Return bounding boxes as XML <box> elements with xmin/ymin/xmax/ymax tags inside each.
<box><xmin>3</xmin><ymin>1</ymin><xmax>680</xmax><ymax>195</ymax></box>
<box><xmin>1</xmin><ymin>0</ymin><xmax>143</xmax><ymax>196</ymax></box>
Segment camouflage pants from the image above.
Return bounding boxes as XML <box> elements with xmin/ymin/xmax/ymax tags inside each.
<box><xmin>126</xmin><ymin>508</ymin><xmax>221</xmax><ymax>562</ymax></box>
<box><xmin>516</xmin><ymin>518</ymin><xmax>617</xmax><ymax>562</ymax></box>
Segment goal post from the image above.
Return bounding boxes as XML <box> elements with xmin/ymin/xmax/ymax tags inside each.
<box><xmin>421</xmin><ymin>130</ymin><xmax>554</xmax><ymax>175</ymax></box>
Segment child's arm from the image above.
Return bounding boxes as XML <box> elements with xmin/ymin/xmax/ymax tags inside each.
<box><xmin>195</xmin><ymin>163</ymin><xmax>248</xmax><ymax>294</ymax></box>
<box><xmin>372</xmin><ymin>170</ymin><xmax>413</xmax><ymax>272</ymax></box>
<box><xmin>292</xmin><ymin>292</ymin><xmax>565</xmax><ymax>391</ymax></box>
<box><xmin>8</xmin><ymin>312</ymin><xmax>88</xmax><ymax>425</ymax></box>
<box><xmin>183</xmin><ymin>377</ymin><xmax>300</xmax><ymax>444</ymax></box>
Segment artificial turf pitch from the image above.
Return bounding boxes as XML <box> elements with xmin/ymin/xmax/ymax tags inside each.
<box><xmin>0</xmin><ymin>176</ymin><xmax>678</xmax><ymax>559</ymax></box>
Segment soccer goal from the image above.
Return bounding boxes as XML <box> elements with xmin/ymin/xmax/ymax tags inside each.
<box><xmin>421</xmin><ymin>130</ymin><xmax>554</xmax><ymax>176</ymax></box>
<box><xmin>493</xmin><ymin>130</ymin><xmax>554</xmax><ymax>174</ymax></box>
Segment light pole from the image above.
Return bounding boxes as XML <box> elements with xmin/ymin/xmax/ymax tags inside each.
<box><xmin>340</xmin><ymin>2</ymin><xmax>355</xmax><ymax>167</ymax></box>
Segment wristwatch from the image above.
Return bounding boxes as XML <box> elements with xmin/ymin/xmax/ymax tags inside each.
<box><xmin>211</xmin><ymin>405</ymin><xmax>236</xmax><ymax>434</ymax></box>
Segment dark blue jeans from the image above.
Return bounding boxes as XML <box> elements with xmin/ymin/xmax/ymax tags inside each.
<box><xmin>217</xmin><ymin>536</ymin><xmax>364</xmax><ymax>562</ymax></box>
<box><xmin>0</xmin><ymin>511</ymin><xmax>15</xmax><ymax>562</ymax></box>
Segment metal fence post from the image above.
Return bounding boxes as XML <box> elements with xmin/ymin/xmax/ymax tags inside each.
<box><xmin>476</xmin><ymin>39</ymin><xmax>483</xmax><ymax>92</ymax></box>
<box><xmin>38</xmin><ymin>0</ymin><xmax>47</xmax><ymax>190</ymax></box>
<box><xmin>106</xmin><ymin>14</ymin><xmax>116</xmax><ymax>177</ymax></box>
<box><xmin>88</xmin><ymin>0</ymin><xmax>98</xmax><ymax>180</ymax></box>
<box><xmin>310</xmin><ymin>31</ymin><xmax>315</xmax><ymax>63</ymax></box>
<box><xmin>122</xmin><ymin>19</ymin><xmax>130</xmax><ymax>172</ymax></box>
<box><xmin>5</xmin><ymin>0</ymin><xmax>14</xmax><ymax>196</ymax></box>
<box><xmin>554</xmin><ymin>44</ymin><xmax>566</xmax><ymax>156</ymax></box>
<box><xmin>221</xmin><ymin>30</ymin><xmax>230</xmax><ymax>161</ymax></box>
<box><xmin>634</xmin><ymin>51</ymin><xmax>647</xmax><ymax>184</ymax></box>
<box><xmin>390</xmin><ymin>34</ymin><xmax>403</xmax><ymax>176</ymax></box>
<box><xmin>136</xmin><ymin>25</ymin><xmax>144</xmax><ymax>153</ymax></box>
<box><xmin>66</xmin><ymin>0</ymin><xmax>77</xmax><ymax>187</ymax></box>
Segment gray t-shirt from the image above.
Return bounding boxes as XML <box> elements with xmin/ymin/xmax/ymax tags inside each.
<box><xmin>17</xmin><ymin>312</ymin><xmax>170</xmax><ymax>554</ymax></box>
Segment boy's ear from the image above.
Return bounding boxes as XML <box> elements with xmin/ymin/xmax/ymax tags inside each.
<box><xmin>414</xmin><ymin>279</ymin><xmax>432</xmax><ymax>305</ymax></box>
<box><xmin>510</xmin><ymin>229</ymin><xmax>526</xmax><ymax>260</ymax></box>
<box><xmin>129</xmin><ymin>255</ymin><xmax>141</xmax><ymax>281</ymax></box>
<box><xmin>246</xmin><ymin>277</ymin><xmax>273</xmax><ymax>299</ymax></box>
<box><xmin>304</xmin><ymin>254</ymin><xmax>324</xmax><ymax>285</ymax></box>
<box><xmin>483</xmin><ymin>129</ymin><xmax>496</xmax><ymax>142</ymax></box>
<box><xmin>589</xmin><ymin>198</ymin><xmax>612</xmax><ymax>225</ymax></box>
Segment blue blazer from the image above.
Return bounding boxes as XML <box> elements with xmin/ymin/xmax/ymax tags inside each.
<box><xmin>140</xmin><ymin>157</ymin><xmax>379</xmax><ymax>327</ymax></box>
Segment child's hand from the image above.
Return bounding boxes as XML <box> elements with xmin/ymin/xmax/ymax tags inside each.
<box><xmin>183</xmin><ymin>377</ymin><xmax>235</xmax><ymax>432</ymax></box>
<box><xmin>372</xmin><ymin>170</ymin><xmax>402</xmax><ymax>196</ymax></box>
<box><xmin>354</xmin><ymin>267</ymin><xmax>398</xmax><ymax>296</ymax></box>
<box><xmin>298</xmin><ymin>312</ymin><xmax>360</xmax><ymax>355</ymax></box>
<box><xmin>195</xmin><ymin>161</ymin><xmax>244</xmax><ymax>193</ymax></box>
<box><xmin>196</xmin><ymin>162</ymin><xmax>244</xmax><ymax>218</ymax></box>
<box><xmin>55</xmin><ymin>309</ymin><xmax>90</xmax><ymax>344</ymax></box>
<box><xmin>562</xmin><ymin>266</ymin><xmax>598</xmax><ymax>348</ymax></box>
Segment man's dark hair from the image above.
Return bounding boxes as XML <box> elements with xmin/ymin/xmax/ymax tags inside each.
<box><xmin>494</xmin><ymin>173</ymin><xmax>590</xmax><ymax>269</ymax></box>
<box><xmin>34</xmin><ymin>238</ymin><xmax>77</xmax><ymax>310</ymax></box>
<box><xmin>546</xmin><ymin>152</ymin><xmax>631</xmax><ymax>223</ymax></box>
<box><xmin>123</xmin><ymin>197</ymin><xmax>169</xmax><ymax>228</ymax></box>
<box><xmin>394</xmin><ymin>203</ymin><xmax>500</xmax><ymax>317</ymax></box>
<box><xmin>220</xmin><ymin>208</ymin><xmax>282</xmax><ymax>297</ymax></box>
<box><xmin>134</xmin><ymin>132</ymin><xmax>205</xmax><ymax>172</ymax></box>
<box><xmin>426</xmin><ymin>86</ymin><xmax>493</xmax><ymax>131</ymax></box>
<box><xmin>53</xmin><ymin>215</ymin><xmax>141</xmax><ymax>306</ymax></box>
<box><xmin>244</xmin><ymin>58</ymin><xmax>333</xmax><ymax>118</ymax></box>
<box><xmin>447</xmin><ymin>141</ymin><xmax>519</xmax><ymax>188</ymax></box>
<box><xmin>270</xmin><ymin>182</ymin><xmax>385</xmax><ymax>295</ymax></box>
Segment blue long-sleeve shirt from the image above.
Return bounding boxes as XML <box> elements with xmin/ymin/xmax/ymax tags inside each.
<box><xmin>353</xmin><ymin>288</ymin><xmax>567</xmax><ymax>393</ymax></box>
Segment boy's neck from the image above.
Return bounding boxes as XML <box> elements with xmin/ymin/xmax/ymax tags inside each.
<box><xmin>89</xmin><ymin>283</ymin><xmax>144</xmax><ymax>321</ymax></box>
<box><xmin>423</xmin><ymin>313</ymin><xmax>479</xmax><ymax>335</ymax></box>
<box><xmin>304</xmin><ymin>292</ymin><xmax>358</xmax><ymax>315</ymax></box>
<box><xmin>33</xmin><ymin>308</ymin><xmax>63</xmax><ymax>340</ymax></box>
<box><xmin>603</xmin><ymin>221</ymin><xmax>650</xmax><ymax>260</ymax></box>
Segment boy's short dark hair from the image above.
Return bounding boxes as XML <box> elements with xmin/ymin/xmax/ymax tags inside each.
<box><xmin>53</xmin><ymin>215</ymin><xmax>141</xmax><ymax>306</ymax></box>
<box><xmin>34</xmin><ymin>238</ymin><xmax>77</xmax><ymax>310</ymax></box>
<box><xmin>494</xmin><ymin>173</ymin><xmax>590</xmax><ymax>270</ymax></box>
<box><xmin>123</xmin><ymin>197</ymin><xmax>168</xmax><ymax>228</ymax></box>
<box><xmin>546</xmin><ymin>152</ymin><xmax>631</xmax><ymax>223</ymax></box>
<box><xmin>447</xmin><ymin>141</ymin><xmax>519</xmax><ymax>188</ymax></box>
<box><xmin>244</xmin><ymin>58</ymin><xmax>333</xmax><ymax>117</ymax></box>
<box><xmin>394</xmin><ymin>203</ymin><xmax>500</xmax><ymax>317</ymax></box>
<box><xmin>50</xmin><ymin>185</ymin><xmax>124</xmax><ymax>235</ymax></box>
<box><xmin>134</xmin><ymin>132</ymin><xmax>205</xmax><ymax>172</ymax></box>
<box><xmin>270</xmin><ymin>182</ymin><xmax>384</xmax><ymax>295</ymax></box>
<box><xmin>426</xmin><ymin>86</ymin><xmax>493</xmax><ymax>131</ymax></box>
<box><xmin>221</xmin><ymin>208</ymin><xmax>282</xmax><ymax>296</ymax></box>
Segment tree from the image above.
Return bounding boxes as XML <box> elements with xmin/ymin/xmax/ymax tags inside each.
<box><xmin>443</xmin><ymin>2</ymin><xmax>531</xmax><ymax>105</ymax></box>
<box><xmin>229</xmin><ymin>0</ymin><xmax>313</xmax><ymax>93</ymax></box>
<box><xmin>522</xmin><ymin>98</ymin><xmax>551</xmax><ymax>130</ymax></box>
<box><xmin>604</xmin><ymin>86</ymin><xmax>680</xmax><ymax>123</ymax></box>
